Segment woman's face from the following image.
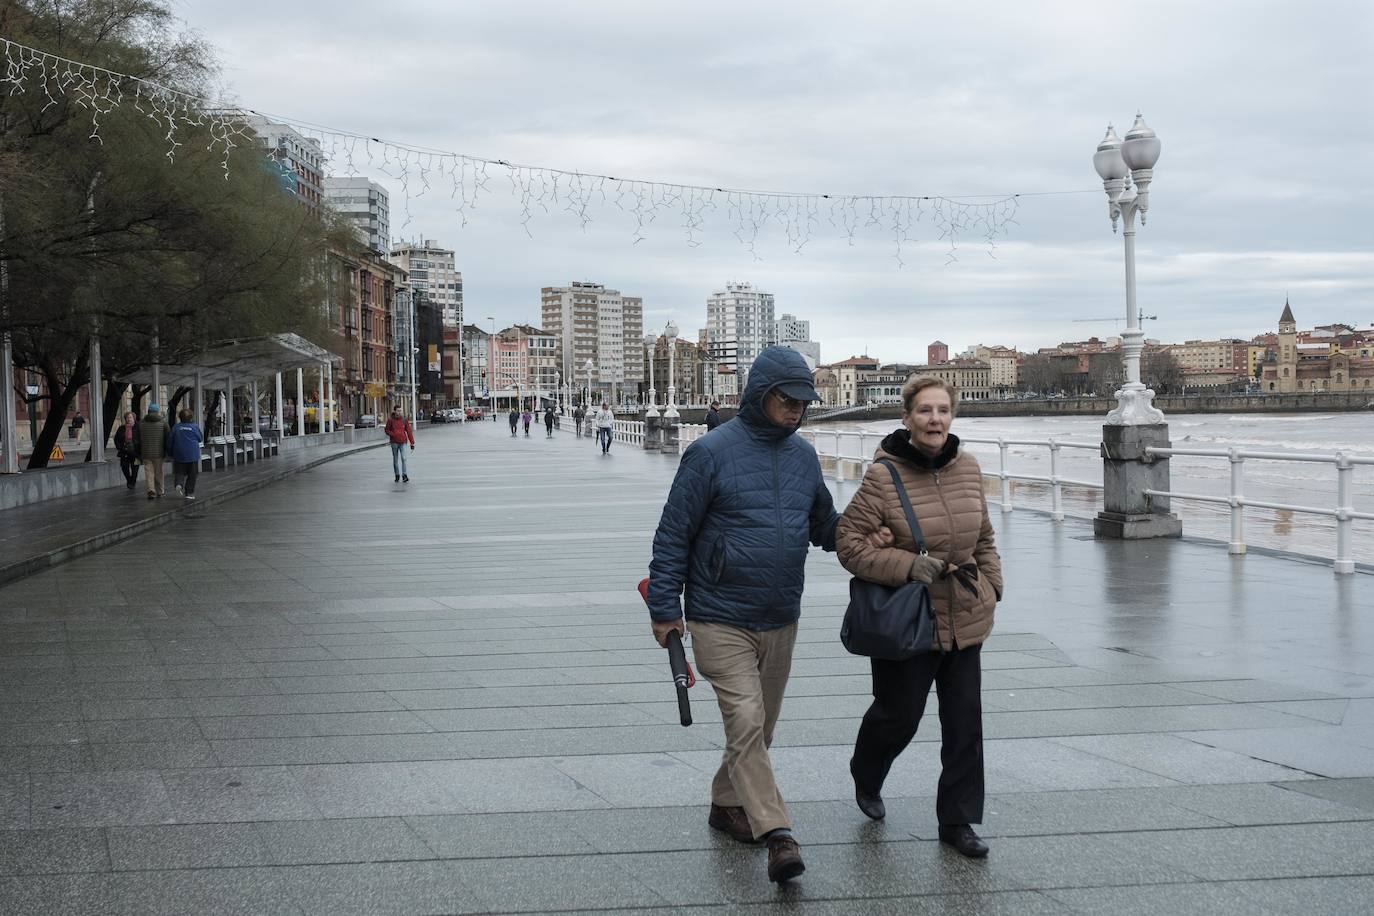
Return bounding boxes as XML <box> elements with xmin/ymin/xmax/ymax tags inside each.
<box><xmin>123</xmin><ymin>412</ymin><xmax>135</xmax><ymax>424</ymax></box>
<box><xmin>902</xmin><ymin>387</ymin><xmax>953</xmax><ymax>453</ymax></box>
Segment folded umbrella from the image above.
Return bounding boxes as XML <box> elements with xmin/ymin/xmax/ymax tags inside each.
<box><xmin>638</xmin><ymin>577</ymin><xmax>694</xmax><ymax>726</ymax></box>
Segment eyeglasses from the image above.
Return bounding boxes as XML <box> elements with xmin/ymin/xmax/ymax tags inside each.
<box><xmin>769</xmin><ymin>391</ymin><xmax>806</xmax><ymax>410</ymax></box>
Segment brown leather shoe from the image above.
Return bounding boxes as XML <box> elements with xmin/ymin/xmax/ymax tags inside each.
<box><xmin>766</xmin><ymin>834</ymin><xmax>805</xmax><ymax>883</ymax></box>
<box><xmin>708</xmin><ymin>804</ymin><xmax>757</xmax><ymax>844</ymax></box>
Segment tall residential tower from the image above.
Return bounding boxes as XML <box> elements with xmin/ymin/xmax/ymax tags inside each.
<box><xmin>541</xmin><ymin>281</ymin><xmax>644</xmax><ymax>405</ymax></box>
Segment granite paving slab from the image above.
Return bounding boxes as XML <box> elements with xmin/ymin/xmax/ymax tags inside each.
<box><xmin>1</xmin><ymin>419</ymin><xmax>1370</xmax><ymax>912</ymax></box>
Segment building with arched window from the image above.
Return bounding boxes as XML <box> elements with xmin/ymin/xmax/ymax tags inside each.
<box><xmin>1260</xmin><ymin>301</ymin><xmax>1374</xmax><ymax>393</ymax></box>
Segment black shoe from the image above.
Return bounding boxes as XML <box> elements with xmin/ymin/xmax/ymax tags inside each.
<box><xmin>402</xmin><ymin>475</ymin><xmax>409</xmax><ymax>482</ymax></box>
<box><xmin>395</xmin><ymin>474</ymin><xmax>400</xmax><ymax>482</ymax></box>
<box><xmin>851</xmin><ymin>758</ymin><xmax>885</xmax><ymax>820</ymax></box>
<box><xmin>938</xmin><ymin>824</ymin><xmax>989</xmax><ymax>858</ymax></box>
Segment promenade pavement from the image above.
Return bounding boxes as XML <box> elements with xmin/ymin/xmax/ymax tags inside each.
<box><xmin>1</xmin><ymin>418</ymin><xmax>1371</xmax><ymax>914</ymax></box>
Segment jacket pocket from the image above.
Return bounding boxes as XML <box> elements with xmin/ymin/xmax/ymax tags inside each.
<box><xmin>709</xmin><ymin>536</ymin><xmax>728</xmax><ymax>583</ymax></box>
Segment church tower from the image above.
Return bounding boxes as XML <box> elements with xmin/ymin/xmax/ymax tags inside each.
<box><xmin>1277</xmin><ymin>299</ymin><xmax>1297</xmax><ymax>393</ymax></box>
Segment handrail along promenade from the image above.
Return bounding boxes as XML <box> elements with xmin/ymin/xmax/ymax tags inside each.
<box><xmin>1142</xmin><ymin>444</ymin><xmax>1374</xmax><ymax>575</ymax></box>
<box><xmin>564</xmin><ymin>415</ymin><xmax>1369</xmax><ymax>575</ymax></box>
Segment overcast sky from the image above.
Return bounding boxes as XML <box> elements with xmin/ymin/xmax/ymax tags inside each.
<box><xmin>172</xmin><ymin>0</ymin><xmax>1373</xmax><ymax>361</ymax></box>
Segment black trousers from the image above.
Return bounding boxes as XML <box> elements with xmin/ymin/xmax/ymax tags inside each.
<box><xmin>119</xmin><ymin>455</ymin><xmax>138</xmax><ymax>486</ymax></box>
<box><xmin>851</xmin><ymin>643</ymin><xmax>984</xmax><ymax>825</ymax></box>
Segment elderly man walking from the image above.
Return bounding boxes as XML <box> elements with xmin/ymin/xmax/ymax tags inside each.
<box><xmin>645</xmin><ymin>346</ymin><xmax>839</xmax><ymax>884</ymax></box>
<box><xmin>138</xmin><ymin>403</ymin><xmax>170</xmax><ymax>499</ymax></box>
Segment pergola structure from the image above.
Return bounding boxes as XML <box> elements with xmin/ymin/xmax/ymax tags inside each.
<box><xmin>1</xmin><ymin>333</ymin><xmax>343</xmax><ymax>473</ymax></box>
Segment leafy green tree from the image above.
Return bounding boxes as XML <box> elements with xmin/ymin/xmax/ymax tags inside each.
<box><xmin>0</xmin><ymin>0</ymin><xmax>348</xmax><ymax>468</ymax></box>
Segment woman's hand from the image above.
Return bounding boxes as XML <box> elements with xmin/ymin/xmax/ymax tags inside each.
<box><xmin>909</xmin><ymin>554</ymin><xmax>945</xmax><ymax>584</ymax></box>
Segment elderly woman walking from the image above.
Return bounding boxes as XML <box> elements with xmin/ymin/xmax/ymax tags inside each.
<box><xmin>835</xmin><ymin>376</ymin><xmax>1003</xmax><ymax>858</ymax></box>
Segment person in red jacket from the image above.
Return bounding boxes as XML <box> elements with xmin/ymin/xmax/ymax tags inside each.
<box><xmin>384</xmin><ymin>406</ymin><xmax>415</xmax><ymax>482</ymax></box>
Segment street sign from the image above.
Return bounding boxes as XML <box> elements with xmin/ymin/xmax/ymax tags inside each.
<box><xmin>49</xmin><ymin>444</ymin><xmax>64</xmax><ymax>460</ymax></box>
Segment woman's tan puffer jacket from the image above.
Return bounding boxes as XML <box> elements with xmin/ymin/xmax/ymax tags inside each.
<box><xmin>836</xmin><ymin>431</ymin><xmax>1002</xmax><ymax>652</ymax></box>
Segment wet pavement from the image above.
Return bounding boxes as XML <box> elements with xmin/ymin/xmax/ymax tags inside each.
<box><xmin>0</xmin><ymin>419</ymin><xmax>1370</xmax><ymax>914</ymax></box>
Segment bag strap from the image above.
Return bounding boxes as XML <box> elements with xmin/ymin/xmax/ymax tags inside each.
<box><xmin>877</xmin><ymin>459</ymin><xmax>927</xmax><ymax>555</ymax></box>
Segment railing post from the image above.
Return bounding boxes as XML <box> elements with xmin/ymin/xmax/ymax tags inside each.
<box><xmin>1228</xmin><ymin>448</ymin><xmax>1246</xmax><ymax>556</ymax></box>
<box><xmin>1335</xmin><ymin>452</ymin><xmax>1354</xmax><ymax>575</ymax></box>
<box><xmin>858</xmin><ymin>433</ymin><xmax>869</xmax><ymax>477</ymax></box>
<box><xmin>1049</xmin><ymin>439</ymin><xmax>1063</xmax><ymax>521</ymax></box>
<box><xmin>998</xmin><ymin>438</ymin><xmax>1012</xmax><ymax>513</ymax></box>
<box><xmin>834</xmin><ymin>431</ymin><xmax>844</xmax><ymax>483</ymax></box>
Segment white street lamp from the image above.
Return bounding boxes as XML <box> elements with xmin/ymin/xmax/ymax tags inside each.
<box><xmin>643</xmin><ymin>333</ymin><xmax>659</xmax><ymax>418</ymax></box>
<box><xmin>663</xmin><ymin>321</ymin><xmax>680</xmax><ymax>419</ymax></box>
<box><xmin>486</xmin><ymin>317</ymin><xmax>496</xmax><ymax>419</ymax></box>
<box><xmin>584</xmin><ymin>357</ymin><xmax>594</xmax><ymax>408</ymax></box>
<box><xmin>1095</xmin><ymin>113</ymin><xmax>1164</xmax><ymax>426</ymax></box>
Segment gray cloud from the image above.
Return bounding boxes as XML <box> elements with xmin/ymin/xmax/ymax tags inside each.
<box><xmin>172</xmin><ymin>0</ymin><xmax>1374</xmax><ymax>358</ymax></box>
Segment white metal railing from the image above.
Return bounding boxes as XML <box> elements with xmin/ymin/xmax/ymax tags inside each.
<box><xmin>799</xmin><ymin>430</ymin><xmax>1105</xmax><ymax>523</ymax></box>
<box><xmin>677</xmin><ymin>423</ymin><xmax>707</xmax><ymax>451</ymax></box>
<box><xmin>613</xmin><ymin>419</ymin><xmax>645</xmax><ymax>446</ymax></box>
<box><xmin>961</xmin><ymin>437</ymin><xmax>1104</xmax><ymax>522</ymax></box>
<box><xmin>1144</xmin><ymin>446</ymin><xmax>1374</xmax><ymax>575</ymax></box>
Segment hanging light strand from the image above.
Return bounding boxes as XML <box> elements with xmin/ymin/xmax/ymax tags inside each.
<box><xmin>0</xmin><ymin>35</ymin><xmax>1096</xmax><ymax>263</ymax></box>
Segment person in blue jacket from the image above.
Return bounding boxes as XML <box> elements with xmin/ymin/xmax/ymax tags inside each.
<box><xmin>168</xmin><ymin>408</ymin><xmax>204</xmax><ymax>500</ymax></box>
<box><xmin>646</xmin><ymin>346</ymin><xmax>838</xmax><ymax>884</ymax></box>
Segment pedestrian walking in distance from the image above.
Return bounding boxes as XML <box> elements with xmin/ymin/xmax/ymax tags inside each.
<box><xmin>544</xmin><ymin>406</ymin><xmax>555</xmax><ymax>438</ymax></box>
<box><xmin>138</xmin><ymin>403</ymin><xmax>170</xmax><ymax>499</ymax></box>
<box><xmin>705</xmin><ymin>400</ymin><xmax>722</xmax><ymax>431</ymax></box>
<box><xmin>508</xmin><ymin>407</ymin><xmax>519</xmax><ymax>437</ymax></box>
<box><xmin>522</xmin><ymin>407</ymin><xmax>533</xmax><ymax>436</ymax></box>
<box><xmin>168</xmin><ymin>408</ymin><xmax>204</xmax><ymax>500</ymax></box>
<box><xmin>835</xmin><ymin>375</ymin><xmax>1003</xmax><ymax>859</ymax></box>
<box><xmin>385</xmin><ymin>406</ymin><xmax>415</xmax><ymax>482</ymax></box>
<box><xmin>573</xmin><ymin>405</ymin><xmax>585</xmax><ymax>438</ymax></box>
<box><xmin>112</xmin><ymin>411</ymin><xmax>140</xmax><ymax>490</ymax></box>
<box><xmin>645</xmin><ymin>346</ymin><xmax>842</xmax><ymax>884</ymax></box>
<box><xmin>594</xmin><ymin>402</ymin><xmax>614</xmax><ymax>454</ymax></box>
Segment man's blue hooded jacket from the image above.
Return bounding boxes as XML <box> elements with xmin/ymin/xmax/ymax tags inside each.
<box><xmin>647</xmin><ymin>346</ymin><xmax>839</xmax><ymax>630</ymax></box>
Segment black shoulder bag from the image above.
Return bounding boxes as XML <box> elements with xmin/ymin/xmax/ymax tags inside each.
<box><xmin>840</xmin><ymin>459</ymin><xmax>941</xmax><ymax>660</ymax></box>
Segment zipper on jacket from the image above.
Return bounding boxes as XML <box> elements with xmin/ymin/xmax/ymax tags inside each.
<box><xmin>772</xmin><ymin>448</ymin><xmax>784</xmax><ymax>566</ymax></box>
<box><xmin>932</xmin><ymin>466</ymin><xmax>960</xmax><ymax>650</ymax></box>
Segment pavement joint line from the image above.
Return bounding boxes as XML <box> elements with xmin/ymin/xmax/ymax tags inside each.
<box><xmin>0</xmin><ymin>438</ymin><xmax>391</xmax><ymax>589</ymax></box>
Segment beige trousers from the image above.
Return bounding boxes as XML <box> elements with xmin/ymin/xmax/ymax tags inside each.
<box><xmin>143</xmin><ymin>457</ymin><xmax>165</xmax><ymax>496</ymax></box>
<box><xmin>690</xmin><ymin>620</ymin><xmax>798</xmax><ymax>839</ymax></box>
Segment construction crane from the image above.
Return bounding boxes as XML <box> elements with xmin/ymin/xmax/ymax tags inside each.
<box><xmin>1072</xmin><ymin>313</ymin><xmax>1158</xmax><ymax>324</ymax></box>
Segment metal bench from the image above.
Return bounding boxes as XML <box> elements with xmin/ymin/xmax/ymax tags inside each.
<box><xmin>208</xmin><ymin>435</ymin><xmax>233</xmax><ymax>469</ymax></box>
<box><xmin>202</xmin><ymin>438</ymin><xmax>226</xmax><ymax>471</ymax></box>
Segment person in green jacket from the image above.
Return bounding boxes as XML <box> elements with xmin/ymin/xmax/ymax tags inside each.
<box><xmin>138</xmin><ymin>404</ymin><xmax>171</xmax><ymax>499</ymax></box>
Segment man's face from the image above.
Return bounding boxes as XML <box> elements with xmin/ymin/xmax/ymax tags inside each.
<box><xmin>763</xmin><ymin>389</ymin><xmax>807</xmax><ymax>427</ymax></box>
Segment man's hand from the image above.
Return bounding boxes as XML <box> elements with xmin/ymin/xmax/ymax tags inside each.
<box><xmin>651</xmin><ymin>617</ymin><xmax>685</xmax><ymax>648</ymax></box>
<box><xmin>866</xmin><ymin>526</ymin><xmax>894</xmax><ymax>549</ymax></box>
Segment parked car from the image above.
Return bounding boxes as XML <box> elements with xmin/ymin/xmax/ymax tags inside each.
<box><xmin>430</xmin><ymin>411</ymin><xmax>448</xmax><ymax>423</ymax></box>
<box><xmin>465</xmin><ymin>407</ymin><xmax>484</xmax><ymax>421</ymax></box>
<box><xmin>357</xmin><ymin>414</ymin><xmax>378</xmax><ymax>428</ymax></box>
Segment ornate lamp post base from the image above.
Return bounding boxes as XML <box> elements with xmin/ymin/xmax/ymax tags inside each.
<box><xmin>1095</xmin><ymin>423</ymin><xmax>1182</xmax><ymax>540</ymax></box>
<box><xmin>1105</xmin><ymin>384</ymin><xmax>1165</xmax><ymax>426</ymax></box>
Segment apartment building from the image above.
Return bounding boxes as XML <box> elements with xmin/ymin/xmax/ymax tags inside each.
<box><xmin>705</xmin><ymin>282</ymin><xmax>776</xmax><ymax>385</ymax></box>
<box><xmin>541</xmin><ymin>282</ymin><xmax>644</xmax><ymax>405</ymax></box>
<box><xmin>390</xmin><ymin>240</ymin><xmax>463</xmax><ymax>329</ymax></box>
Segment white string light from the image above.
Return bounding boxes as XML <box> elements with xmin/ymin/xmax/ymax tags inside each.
<box><xmin>0</xmin><ymin>35</ymin><xmax>1095</xmax><ymax>264</ymax></box>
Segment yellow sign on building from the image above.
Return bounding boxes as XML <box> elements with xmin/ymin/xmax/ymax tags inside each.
<box><xmin>49</xmin><ymin>444</ymin><xmax>64</xmax><ymax>460</ymax></box>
